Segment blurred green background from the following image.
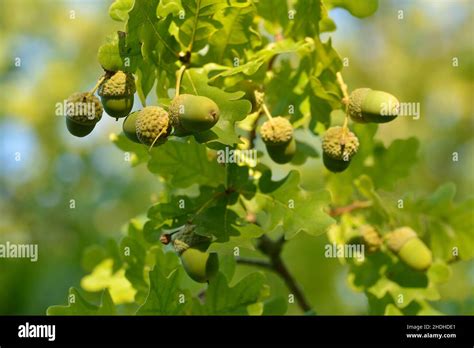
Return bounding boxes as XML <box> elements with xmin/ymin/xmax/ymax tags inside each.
<box><xmin>0</xmin><ymin>0</ymin><xmax>472</xmax><ymax>315</ymax></box>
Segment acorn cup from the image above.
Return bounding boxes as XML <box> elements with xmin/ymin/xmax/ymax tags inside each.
<box><xmin>135</xmin><ymin>106</ymin><xmax>171</xmax><ymax>146</ymax></box>
<box><xmin>260</xmin><ymin>116</ymin><xmax>296</xmax><ymax>164</ymax></box>
<box><xmin>322</xmin><ymin>126</ymin><xmax>359</xmax><ymax>172</ymax></box>
<box><xmin>65</xmin><ymin>92</ymin><xmax>103</xmax><ymax>137</ymax></box>
<box><xmin>98</xmin><ymin>71</ymin><xmax>136</xmax><ymax>119</ymax></box>
<box><xmin>348</xmin><ymin>88</ymin><xmax>399</xmax><ymax>123</ymax></box>
<box><xmin>170</xmin><ymin>225</ymin><xmax>219</xmax><ymax>283</ymax></box>
<box><xmin>122</xmin><ymin>110</ymin><xmax>141</xmax><ymax>144</ymax></box>
<box><xmin>169</xmin><ymin>94</ymin><xmax>220</xmax><ymax>133</ymax></box>
<box><xmin>385</xmin><ymin>227</ymin><xmax>432</xmax><ymax>271</ymax></box>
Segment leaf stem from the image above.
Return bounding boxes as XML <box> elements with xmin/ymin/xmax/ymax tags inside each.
<box><xmin>89</xmin><ymin>75</ymin><xmax>106</xmax><ymax>95</ymax></box>
<box><xmin>336</xmin><ymin>72</ymin><xmax>349</xmax><ymax>101</ymax></box>
<box><xmin>261</xmin><ymin>102</ymin><xmax>273</xmax><ymax>121</ymax></box>
<box><xmin>175</xmin><ymin>65</ymin><xmax>187</xmax><ymax>97</ymax></box>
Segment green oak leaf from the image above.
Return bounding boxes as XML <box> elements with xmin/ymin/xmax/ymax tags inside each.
<box><xmin>156</xmin><ymin>0</ymin><xmax>183</xmax><ymax>17</ymax></box>
<box><xmin>148</xmin><ymin>137</ymin><xmax>225</xmax><ymax>188</ymax></box>
<box><xmin>178</xmin><ymin>0</ymin><xmax>225</xmax><ymax>52</ymax></box>
<box><xmin>209</xmin><ymin>1</ymin><xmax>261</xmax><ymax>64</ymax></box>
<box><xmin>202</xmin><ymin>272</ymin><xmax>266</xmax><ymax>315</ymax></box>
<box><xmin>325</xmin><ymin>0</ymin><xmax>379</xmax><ymax>18</ymax></box>
<box><xmin>193</xmin><ymin>198</ymin><xmax>240</xmax><ymax>242</ymax></box>
<box><xmin>180</xmin><ymin>68</ymin><xmax>252</xmax><ymax>146</ymax></box>
<box><xmin>137</xmin><ymin>268</ymin><xmax>192</xmax><ymax>315</ymax></box>
<box><xmin>129</xmin><ymin>0</ymin><xmax>179</xmax><ymax>62</ymax></box>
<box><xmin>257</xmin><ymin>170</ymin><xmax>334</xmax><ymax>239</ymax></box>
<box><xmin>111</xmin><ymin>132</ymin><xmax>150</xmax><ymax>167</ymax></box>
<box><xmin>288</xmin><ymin>0</ymin><xmax>322</xmax><ymax>38</ymax></box>
<box><xmin>47</xmin><ymin>288</ymin><xmax>116</xmax><ymax>315</ymax></box>
<box><xmin>108</xmin><ymin>0</ymin><xmax>134</xmax><ymax>22</ymax></box>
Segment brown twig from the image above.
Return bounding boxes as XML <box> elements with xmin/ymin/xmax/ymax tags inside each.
<box><xmin>255</xmin><ymin>235</ymin><xmax>313</xmax><ymax>313</ymax></box>
<box><xmin>329</xmin><ymin>200</ymin><xmax>373</xmax><ymax>217</ymax></box>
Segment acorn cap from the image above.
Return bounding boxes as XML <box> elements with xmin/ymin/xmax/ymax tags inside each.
<box><xmin>349</xmin><ymin>88</ymin><xmax>399</xmax><ymax>123</ymax></box>
<box><xmin>348</xmin><ymin>88</ymin><xmax>371</xmax><ymax>123</ymax></box>
<box><xmin>260</xmin><ymin>117</ymin><xmax>293</xmax><ymax>145</ymax></box>
<box><xmin>385</xmin><ymin>227</ymin><xmax>417</xmax><ymax>253</ymax></box>
<box><xmin>135</xmin><ymin>106</ymin><xmax>171</xmax><ymax>146</ymax></box>
<box><xmin>169</xmin><ymin>94</ymin><xmax>185</xmax><ymax>130</ymax></box>
<box><xmin>322</xmin><ymin>126</ymin><xmax>359</xmax><ymax>161</ymax></box>
<box><xmin>66</xmin><ymin>92</ymin><xmax>103</xmax><ymax>125</ymax></box>
<box><xmin>171</xmin><ymin>224</ymin><xmax>211</xmax><ymax>255</ymax></box>
<box><xmin>98</xmin><ymin>71</ymin><xmax>136</xmax><ymax>98</ymax></box>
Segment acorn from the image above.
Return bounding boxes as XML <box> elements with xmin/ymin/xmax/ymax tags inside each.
<box><xmin>98</xmin><ymin>71</ymin><xmax>135</xmax><ymax>119</ymax></box>
<box><xmin>322</xmin><ymin>126</ymin><xmax>359</xmax><ymax>172</ymax></box>
<box><xmin>360</xmin><ymin>225</ymin><xmax>382</xmax><ymax>253</ymax></box>
<box><xmin>66</xmin><ymin>118</ymin><xmax>95</xmax><ymax>137</ymax></box>
<box><xmin>135</xmin><ymin>106</ymin><xmax>171</xmax><ymax>146</ymax></box>
<box><xmin>66</xmin><ymin>92</ymin><xmax>103</xmax><ymax>126</ymax></box>
<box><xmin>169</xmin><ymin>94</ymin><xmax>220</xmax><ymax>133</ymax></box>
<box><xmin>122</xmin><ymin>110</ymin><xmax>141</xmax><ymax>143</ymax></box>
<box><xmin>180</xmin><ymin>248</ymin><xmax>219</xmax><ymax>283</ymax></box>
<box><xmin>260</xmin><ymin>117</ymin><xmax>296</xmax><ymax>164</ymax></box>
<box><xmin>386</xmin><ymin>227</ymin><xmax>432</xmax><ymax>271</ymax></box>
<box><xmin>348</xmin><ymin>88</ymin><xmax>399</xmax><ymax>123</ymax></box>
<box><xmin>171</xmin><ymin>224</ymin><xmax>218</xmax><ymax>283</ymax></box>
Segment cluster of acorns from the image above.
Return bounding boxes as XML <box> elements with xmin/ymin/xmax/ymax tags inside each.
<box><xmin>65</xmin><ymin>70</ymin><xmax>221</xmax><ymax>145</ymax></box>
<box><xmin>255</xmin><ymin>88</ymin><xmax>399</xmax><ymax>170</ymax></box>
<box><xmin>321</xmin><ymin>88</ymin><xmax>400</xmax><ymax>172</ymax></box>
<box><xmin>360</xmin><ymin>225</ymin><xmax>432</xmax><ymax>271</ymax></box>
<box><xmin>65</xmin><ymin>70</ymin><xmax>136</xmax><ymax>137</ymax></box>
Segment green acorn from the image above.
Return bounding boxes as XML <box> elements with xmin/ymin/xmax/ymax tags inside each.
<box><xmin>98</xmin><ymin>71</ymin><xmax>136</xmax><ymax>119</ymax></box>
<box><xmin>169</xmin><ymin>94</ymin><xmax>220</xmax><ymax>133</ymax></box>
<box><xmin>348</xmin><ymin>88</ymin><xmax>399</xmax><ymax>123</ymax></box>
<box><xmin>360</xmin><ymin>225</ymin><xmax>382</xmax><ymax>253</ymax></box>
<box><xmin>135</xmin><ymin>106</ymin><xmax>171</xmax><ymax>146</ymax></box>
<box><xmin>180</xmin><ymin>248</ymin><xmax>219</xmax><ymax>283</ymax></box>
<box><xmin>171</xmin><ymin>224</ymin><xmax>218</xmax><ymax>283</ymax></box>
<box><xmin>66</xmin><ymin>92</ymin><xmax>103</xmax><ymax>126</ymax></box>
<box><xmin>122</xmin><ymin>111</ymin><xmax>141</xmax><ymax>143</ymax></box>
<box><xmin>322</xmin><ymin>126</ymin><xmax>359</xmax><ymax>172</ymax></box>
<box><xmin>260</xmin><ymin>117</ymin><xmax>296</xmax><ymax>164</ymax></box>
<box><xmin>386</xmin><ymin>227</ymin><xmax>432</xmax><ymax>271</ymax></box>
<box><xmin>66</xmin><ymin>118</ymin><xmax>95</xmax><ymax>137</ymax></box>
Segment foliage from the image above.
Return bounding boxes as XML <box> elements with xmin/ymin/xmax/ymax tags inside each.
<box><xmin>2</xmin><ymin>0</ymin><xmax>468</xmax><ymax>316</ymax></box>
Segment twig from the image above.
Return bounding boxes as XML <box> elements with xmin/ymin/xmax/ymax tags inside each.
<box><xmin>336</xmin><ymin>72</ymin><xmax>349</xmax><ymax>102</ymax></box>
<box><xmin>329</xmin><ymin>200</ymin><xmax>372</xmax><ymax>217</ymax></box>
<box><xmin>236</xmin><ymin>257</ymin><xmax>273</xmax><ymax>270</ymax></box>
<box><xmin>256</xmin><ymin>235</ymin><xmax>313</xmax><ymax>313</ymax></box>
